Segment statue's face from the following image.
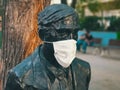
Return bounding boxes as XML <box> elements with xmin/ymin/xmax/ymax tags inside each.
<box><xmin>40</xmin><ymin>16</ymin><xmax>79</xmax><ymax>42</ymax></box>
<box><xmin>38</xmin><ymin>4</ymin><xmax>79</xmax><ymax>42</ymax></box>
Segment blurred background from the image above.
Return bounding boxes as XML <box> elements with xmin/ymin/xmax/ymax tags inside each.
<box><xmin>0</xmin><ymin>0</ymin><xmax>120</xmax><ymax>90</ymax></box>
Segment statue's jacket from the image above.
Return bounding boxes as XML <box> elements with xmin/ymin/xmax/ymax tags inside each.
<box><xmin>5</xmin><ymin>46</ymin><xmax>91</xmax><ymax>90</ymax></box>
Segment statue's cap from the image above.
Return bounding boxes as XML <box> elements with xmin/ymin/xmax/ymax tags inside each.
<box><xmin>38</xmin><ymin>4</ymin><xmax>78</xmax><ymax>25</ymax></box>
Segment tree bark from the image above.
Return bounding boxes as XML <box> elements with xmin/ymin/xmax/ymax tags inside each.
<box><xmin>61</xmin><ymin>0</ymin><xmax>67</xmax><ymax>4</ymax></box>
<box><xmin>1</xmin><ymin>0</ymin><xmax>51</xmax><ymax>89</ymax></box>
<box><xmin>71</xmin><ymin>0</ymin><xmax>77</xmax><ymax>8</ymax></box>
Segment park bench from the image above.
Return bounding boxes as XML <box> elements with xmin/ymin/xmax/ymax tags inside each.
<box><xmin>108</xmin><ymin>39</ymin><xmax>120</xmax><ymax>48</ymax></box>
<box><xmin>88</xmin><ymin>38</ymin><xmax>120</xmax><ymax>56</ymax></box>
<box><xmin>101</xmin><ymin>39</ymin><xmax>120</xmax><ymax>56</ymax></box>
<box><xmin>107</xmin><ymin>39</ymin><xmax>120</xmax><ymax>54</ymax></box>
<box><xmin>93</xmin><ymin>38</ymin><xmax>102</xmax><ymax>47</ymax></box>
<box><xmin>92</xmin><ymin>38</ymin><xmax>102</xmax><ymax>54</ymax></box>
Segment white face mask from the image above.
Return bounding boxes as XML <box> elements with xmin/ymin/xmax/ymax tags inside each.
<box><xmin>51</xmin><ymin>39</ymin><xmax>77</xmax><ymax>68</ymax></box>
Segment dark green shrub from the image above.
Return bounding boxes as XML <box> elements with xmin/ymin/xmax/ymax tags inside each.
<box><xmin>107</xmin><ymin>17</ymin><xmax>120</xmax><ymax>32</ymax></box>
<box><xmin>79</xmin><ymin>16</ymin><xmax>101</xmax><ymax>31</ymax></box>
<box><xmin>117</xmin><ymin>32</ymin><xmax>120</xmax><ymax>40</ymax></box>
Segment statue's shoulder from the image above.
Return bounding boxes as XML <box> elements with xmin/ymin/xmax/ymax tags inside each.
<box><xmin>70</xmin><ymin>58</ymin><xmax>91</xmax><ymax>89</ymax></box>
<box><xmin>10</xmin><ymin>47</ymin><xmax>40</xmax><ymax>78</ymax></box>
<box><xmin>6</xmin><ymin>46</ymin><xmax>49</xmax><ymax>89</ymax></box>
<box><xmin>5</xmin><ymin>47</ymin><xmax>40</xmax><ymax>90</ymax></box>
<box><xmin>72</xmin><ymin>58</ymin><xmax>91</xmax><ymax>76</ymax></box>
<box><xmin>72</xmin><ymin>57</ymin><xmax>91</xmax><ymax>70</ymax></box>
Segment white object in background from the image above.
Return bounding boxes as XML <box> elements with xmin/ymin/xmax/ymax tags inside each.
<box><xmin>50</xmin><ymin>0</ymin><xmax>61</xmax><ymax>5</ymax></box>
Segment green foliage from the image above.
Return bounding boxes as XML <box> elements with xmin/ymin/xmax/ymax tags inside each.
<box><xmin>117</xmin><ymin>32</ymin><xmax>120</xmax><ymax>40</ymax></box>
<box><xmin>88</xmin><ymin>1</ymin><xmax>101</xmax><ymax>13</ymax></box>
<box><xmin>107</xmin><ymin>17</ymin><xmax>120</xmax><ymax>32</ymax></box>
<box><xmin>79</xmin><ymin>16</ymin><xmax>101</xmax><ymax>31</ymax></box>
<box><xmin>76</xmin><ymin>0</ymin><xmax>98</xmax><ymax>18</ymax></box>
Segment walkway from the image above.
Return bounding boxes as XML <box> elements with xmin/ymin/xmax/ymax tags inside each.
<box><xmin>76</xmin><ymin>51</ymin><xmax>120</xmax><ymax>90</ymax></box>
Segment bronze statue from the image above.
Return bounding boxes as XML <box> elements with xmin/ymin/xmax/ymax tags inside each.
<box><xmin>5</xmin><ymin>4</ymin><xmax>91</xmax><ymax>90</ymax></box>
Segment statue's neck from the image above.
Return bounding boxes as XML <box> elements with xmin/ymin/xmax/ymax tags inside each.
<box><xmin>42</xmin><ymin>43</ymin><xmax>59</xmax><ymax>67</ymax></box>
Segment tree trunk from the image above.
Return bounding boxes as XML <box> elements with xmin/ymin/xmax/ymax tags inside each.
<box><xmin>71</xmin><ymin>0</ymin><xmax>77</xmax><ymax>8</ymax></box>
<box><xmin>61</xmin><ymin>0</ymin><xmax>67</xmax><ymax>5</ymax></box>
<box><xmin>1</xmin><ymin>0</ymin><xmax>51</xmax><ymax>89</ymax></box>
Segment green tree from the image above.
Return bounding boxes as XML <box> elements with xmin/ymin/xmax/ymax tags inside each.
<box><xmin>107</xmin><ymin>17</ymin><xmax>120</xmax><ymax>32</ymax></box>
<box><xmin>88</xmin><ymin>1</ymin><xmax>105</xmax><ymax>30</ymax></box>
<box><xmin>88</xmin><ymin>1</ymin><xmax>100</xmax><ymax>15</ymax></box>
<box><xmin>80</xmin><ymin>16</ymin><xmax>100</xmax><ymax>31</ymax></box>
<box><xmin>76</xmin><ymin>0</ymin><xmax>97</xmax><ymax>18</ymax></box>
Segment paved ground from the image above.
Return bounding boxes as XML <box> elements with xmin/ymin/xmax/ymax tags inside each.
<box><xmin>76</xmin><ymin>51</ymin><xmax>120</xmax><ymax>90</ymax></box>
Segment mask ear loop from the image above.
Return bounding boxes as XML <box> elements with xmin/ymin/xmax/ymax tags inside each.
<box><xmin>43</xmin><ymin>41</ymin><xmax>53</xmax><ymax>44</ymax></box>
<box><xmin>70</xmin><ymin>33</ymin><xmax>73</xmax><ymax>39</ymax></box>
